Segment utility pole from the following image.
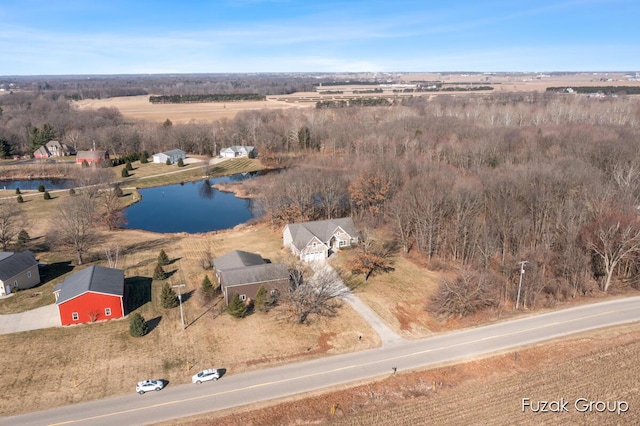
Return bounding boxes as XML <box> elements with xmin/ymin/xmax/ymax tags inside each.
<box><xmin>515</xmin><ymin>261</ymin><xmax>528</xmax><ymax>311</ymax></box>
<box><xmin>172</xmin><ymin>284</ymin><xmax>186</xmax><ymax>329</ymax></box>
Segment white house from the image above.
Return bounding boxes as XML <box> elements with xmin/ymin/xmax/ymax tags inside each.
<box><xmin>220</xmin><ymin>146</ymin><xmax>258</xmax><ymax>158</ymax></box>
<box><xmin>153</xmin><ymin>149</ymin><xmax>186</xmax><ymax>164</ymax></box>
<box><xmin>283</xmin><ymin>217</ymin><xmax>359</xmax><ymax>262</ymax></box>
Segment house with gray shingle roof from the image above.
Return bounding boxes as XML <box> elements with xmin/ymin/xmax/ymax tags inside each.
<box><xmin>283</xmin><ymin>217</ymin><xmax>359</xmax><ymax>262</ymax></box>
<box><xmin>54</xmin><ymin>265</ymin><xmax>124</xmax><ymax>325</ymax></box>
<box><xmin>220</xmin><ymin>145</ymin><xmax>257</xmax><ymax>158</ymax></box>
<box><xmin>213</xmin><ymin>250</ymin><xmax>290</xmax><ymax>305</ymax></box>
<box><xmin>152</xmin><ymin>149</ymin><xmax>186</xmax><ymax>164</ymax></box>
<box><xmin>0</xmin><ymin>251</ymin><xmax>40</xmax><ymax>296</ymax></box>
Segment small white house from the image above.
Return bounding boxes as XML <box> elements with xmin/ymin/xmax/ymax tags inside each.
<box><xmin>153</xmin><ymin>149</ymin><xmax>186</xmax><ymax>164</ymax></box>
<box><xmin>220</xmin><ymin>146</ymin><xmax>257</xmax><ymax>158</ymax></box>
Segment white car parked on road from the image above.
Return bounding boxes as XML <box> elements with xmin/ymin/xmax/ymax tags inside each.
<box><xmin>136</xmin><ymin>379</ymin><xmax>164</xmax><ymax>394</ymax></box>
<box><xmin>192</xmin><ymin>368</ymin><xmax>220</xmax><ymax>384</ymax></box>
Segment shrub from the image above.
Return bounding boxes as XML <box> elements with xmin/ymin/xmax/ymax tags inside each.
<box><xmin>15</xmin><ymin>188</ymin><xmax>20</xmax><ymax>194</ymax></box>
<box><xmin>43</xmin><ymin>191</ymin><xmax>51</xmax><ymax>200</ymax></box>
<box><xmin>113</xmin><ymin>184</ymin><xmax>123</xmax><ymax>197</ymax></box>
<box><xmin>140</xmin><ymin>156</ymin><xmax>149</xmax><ymax>164</ymax></box>
<box><xmin>166</xmin><ymin>158</ymin><xmax>172</xmax><ymax>165</ymax></box>
<box><xmin>129</xmin><ymin>313</ymin><xmax>149</xmax><ymax>337</ymax></box>
<box><xmin>157</xmin><ymin>249</ymin><xmax>170</xmax><ymax>266</ymax></box>
<box><xmin>160</xmin><ymin>282</ymin><xmax>179</xmax><ymax>308</ymax></box>
<box><xmin>37</xmin><ymin>184</ymin><xmax>45</xmax><ymax>192</ymax></box>
<box><xmin>16</xmin><ymin>195</ymin><xmax>23</xmax><ymax>203</ymax></box>
<box><xmin>177</xmin><ymin>158</ymin><xmax>184</xmax><ymax>167</ymax></box>
<box><xmin>69</xmin><ymin>188</ymin><xmax>76</xmax><ymax>196</ymax></box>
<box><xmin>121</xmin><ymin>168</ymin><xmax>129</xmax><ymax>178</ymax></box>
<box><xmin>153</xmin><ymin>263</ymin><xmax>167</xmax><ymax>280</ymax></box>
<box><xmin>125</xmin><ymin>161</ymin><xmax>133</xmax><ymax>171</ymax></box>
<box><xmin>228</xmin><ymin>293</ymin><xmax>248</xmax><ymax>318</ymax></box>
<box><xmin>16</xmin><ymin>229</ymin><xmax>30</xmax><ymax>250</ymax></box>
<box><xmin>254</xmin><ymin>285</ymin><xmax>268</xmax><ymax>312</ymax></box>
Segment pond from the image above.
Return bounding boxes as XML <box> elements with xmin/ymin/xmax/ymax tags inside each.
<box><xmin>0</xmin><ymin>178</ymin><xmax>74</xmax><ymax>191</ymax></box>
<box><xmin>123</xmin><ymin>174</ymin><xmax>261</xmax><ymax>233</ymax></box>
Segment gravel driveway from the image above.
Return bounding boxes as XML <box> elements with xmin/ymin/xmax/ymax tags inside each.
<box><xmin>0</xmin><ymin>304</ymin><xmax>59</xmax><ymax>335</ymax></box>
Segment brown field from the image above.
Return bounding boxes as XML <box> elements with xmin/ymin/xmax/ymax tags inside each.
<box><xmin>74</xmin><ymin>95</ymin><xmax>314</xmax><ymax>123</ymax></box>
<box><xmin>161</xmin><ymin>322</ymin><xmax>640</xmax><ymax>426</ymax></box>
<box><xmin>73</xmin><ymin>72</ymin><xmax>640</xmax><ymax>124</ymax></box>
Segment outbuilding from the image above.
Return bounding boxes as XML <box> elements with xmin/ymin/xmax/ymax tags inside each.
<box><xmin>54</xmin><ymin>265</ymin><xmax>125</xmax><ymax>326</ymax></box>
<box><xmin>152</xmin><ymin>149</ymin><xmax>186</xmax><ymax>164</ymax></box>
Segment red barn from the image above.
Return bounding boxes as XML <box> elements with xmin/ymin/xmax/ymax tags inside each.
<box><xmin>54</xmin><ymin>265</ymin><xmax>124</xmax><ymax>326</ymax></box>
<box><xmin>76</xmin><ymin>150</ymin><xmax>109</xmax><ymax>165</ymax></box>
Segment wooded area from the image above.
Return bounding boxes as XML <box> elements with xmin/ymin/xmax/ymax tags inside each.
<box><xmin>2</xmin><ymin>76</ymin><xmax>640</xmax><ymax>317</ymax></box>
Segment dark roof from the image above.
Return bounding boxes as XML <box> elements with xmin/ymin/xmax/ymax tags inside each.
<box><xmin>0</xmin><ymin>251</ymin><xmax>38</xmax><ymax>280</ymax></box>
<box><xmin>220</xmin><ymin>263</ymin><xmax>290</xmax><ymax>288</ymax></box>
<box><xmin>213</xmin><ymin>250</ymin><xmax>265</xmax><ymax>271</ymax></box>
<box><xmin>163</xmin><ymin>149</ymin><xmax>186</xmax><ymax>156</ymax></box>
<box><xmin>55</xmin><ymin>265</ymin><xmax>124</xmax><ymax>305</ymax></box>
<box><xmin>285</xmin><ymin>217</ymin><xmax>358</xmax><ymax>251</ymax></box>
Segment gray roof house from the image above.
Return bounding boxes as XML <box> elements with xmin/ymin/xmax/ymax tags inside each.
<box><xmin>152</xmin><ymin>149</ymin><xmax>186</xmax><ymax>164</ymax></box>
<box><xmin>213</xmin><ymin>250</ymin><xmax>290</xmax><ymax>305</ymax></box>
<box><xmin>45</xmin><ymin>140</ymin><xmax>74</xmax><ymax>156</ymax></box>
<box><xmin>0</xmin><ymin>251</ymin><xmax>40</xmax><ymax>296</ymax></box>
<box><xmin>54</xmin><ymin>265</ymin><xmax>125</xmax><ymax>325</ymax></box>
<box><xmin>282</xmin><ymin>217</ymin><xmax>359</xmax><ymax>262</ymax></box>
<box><xmin>220</xmin><ymin>145</ymin><xmax>257</xmax><ymax>158</ymax></box>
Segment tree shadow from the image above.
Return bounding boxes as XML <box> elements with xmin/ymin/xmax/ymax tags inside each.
<box><xmin>122</xmin><ymin>238</ymin><xmax>168</xmax><ymax>255</ymax></box>
<box><xmin>165</xmin><ymin>269</ymin><xmax>178</xmax><ymax>279</ymax></box>
<box><xmin>124</xmin><ymin>276</ymin><xmax>152</xmax><ymax>314</ymax></box>
<box><xmin>146</xmin><ymin>316</ymin><xmax>162</xmax><ymax>333</ymax></box>
<box><xmin>180</xmin><ymin>290</ymin><xmax>194</xmax><ymax>303</ymax></box>
<box><xmin>168</xmin><ymin>257</ymin><xmax>182</xmax><ymax>265</ymax></box>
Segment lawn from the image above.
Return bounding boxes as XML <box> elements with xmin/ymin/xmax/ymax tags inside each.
<box><xmin>0</xmin><ymin>223</ymin><xmax>380</xmax><ymax>416</ymax></box>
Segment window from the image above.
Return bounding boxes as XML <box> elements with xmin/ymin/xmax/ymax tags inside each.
<box><xmin>239</xmin><ymin>294</ymin><xmax>247</xmax><ymax>301</ymax></box>
<box><xmin>105</xmin><ymin>308</ymin><xmax>112</xmax><ymax>316</ymax></box>
<box><xmin>312</xmin><ymin>242</ymin><xmax>317</xmax><ymax>248</ymax></box>
<box><xmin>339</xmin><ymin>241</ymin><xmax>346</xmax><ymax>247</ymax></box>
<box><xmin>13</xmin><ymin>280</ymin><xmax>18</xmax><ymax>288</ymax></box>
<box><xmin>72</xmin><ymin>312</ymin><xmax>79</xmax><ymax>321</ymax></box>
<box><xmin>27</xmin><ymin>271</ymin><xmax>32</xmax><ymax>278</ymax></box>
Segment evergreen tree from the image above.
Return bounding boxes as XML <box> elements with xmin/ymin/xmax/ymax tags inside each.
<box><xmin>140</xmin><ymin>156</ymin><xmax>149</xmax><ymax>164</ymax></box>
<box><xmin>129</xmin><ymin>312</ymin><xmax>149</xmax><ymax>337</ymax></box>
<box><xmin>15</xmin><ymin>188</ymin><xmax>20</xmax><ymax>195</ymax></box>
<box><xmin>160</xmin><ymin>282</ymin><xmax>179</xmax><ymax>308</ymax></box>
<box><xmin>37</xmin><ymin>184</ymin><xmax>45</xmax><ymax>192</ymax></box>
<box><xmin>254</xmin><ymin>285</ymin><xmax>268</xmax><ymax>312</ymax></box>
<box><xmin>15</xmin><ymin>229</ymin><xmax>30</xmax><ymax>250</ymax></box>
<box><xmin>201</xmin><ymin>274</ymin><xmax>213</xmax><ymax>296</ymax></box>
<box><xmin>157</xmin><ymin>249</ymin><xmax>170</xmax><ymax>266</ymax></box>
<box><xmin>166</xmin><ymin>158</ymin><xmax>172</xmax><ymax>165</ymax></box>
<box><xmin>153</xmin><ymin>263</ymin><xmax>167</xmax><ymax>280</ymax></box>
<box><xmin>43</xmin><ymin>191</ymin><xmax>51</xmax><ymax>200</ymax></box>
<box><xmin>121</xmin><ymin>168</ymin><xmax>129</xmax><ymax>178</ymax></box>
<box><xmin>177</xmin><ymin>158</ymin><xmax>184</xmax><ymax>167</ymax></box>
<box><xmin>69</xmin><ymin>188</ymin><xmax>76</xmax><ymax>196</ymax></box>
<box><xmin>16</xmin><ymin>195</ymin><xmax>23</xmax><ymax>204</ymax></box>
<box><xmin>228</xmin><ymin>293</ymin><xmax>248</xmax><ymax>318</ymax></box>
<box><xmin>125</xmin><ymin>161</ymin><xmax>133</xmax><ymax>171</ymax></box>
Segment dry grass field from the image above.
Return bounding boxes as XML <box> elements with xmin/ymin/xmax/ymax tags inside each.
<box><xmin>163</xmin><ymin>322</ymin><xmax>640</xmax><ymax>426</ymax></box>
<box><xmin>0</xmin><ymin>223</ymin><xmax>380</xmax><ymax>417</ymax></box>
<box><xmin>74</xmin><ymin>95</ymin><xmax>314</xmax><ymax>123</ymax></box>
<box><xmin>72</xmin><ymin>72</ymin><xmax>640</xmax><ymax>124</ymax></box>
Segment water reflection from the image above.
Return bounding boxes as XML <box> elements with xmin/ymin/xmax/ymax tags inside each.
<box><xmin>199</xmin><ymin>179</ymin><xmax>214</xmax><ymax>199</ymax></box>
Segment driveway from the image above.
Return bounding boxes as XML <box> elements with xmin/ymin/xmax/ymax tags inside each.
<box><xmin>0</xmin><ymin>304</ymin><xmax>59</xmax><ymax>334</ymax></box>
<box><xmin>311</xmin><ymin>262</ymin><xmax>404</xmax><ymax>346</ymax></box>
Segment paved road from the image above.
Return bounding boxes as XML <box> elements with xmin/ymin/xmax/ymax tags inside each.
<box><xmin>0</xmin><ymin>304</ymin><xmax>59</xmax><ymax>334</ymax></box>
<box><xmin>4</xmin><ymin>296</ymin><xmax>640</xmax><ymax>426</ymax></box>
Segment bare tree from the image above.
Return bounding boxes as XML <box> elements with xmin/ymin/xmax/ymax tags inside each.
<box><xmin>429</xmin><ymin>268</ymin><xmax>499</xmax><ymax>320</ymax></box>
<box><xmin>286</xmin><ymin>263</ymin><xmax>349</xmax><ymax>324</ymax></box>
<box><xmin>50</xmin><ymin>194</ymin><xmax>99</xmax><ymax>265</ymax></box>
<box><xmin>581</xmin><ymin>210</ymin><xmax>640</xmax><ymax>292</ymax></box>
<box><xmin>0</xmin><ymin>203</ymin><xmax>27</xmax><ymax>250</ymax></box>
<box><xmin>104</xmin><ymin>244</ymin><xmax>121</xmax><ymax>268</ymax></box>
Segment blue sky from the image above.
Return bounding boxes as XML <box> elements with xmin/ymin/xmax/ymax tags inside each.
<box><xmin>1</xmin><ymin>0</ymin><xmax>638</xmax><ymax>75</ymax></box>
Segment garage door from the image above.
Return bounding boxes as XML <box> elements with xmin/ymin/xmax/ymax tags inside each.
<box><xmin>304</xmin><ymin>252</ymin><xmax>325</xmax><ymax>262</ymax></box>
